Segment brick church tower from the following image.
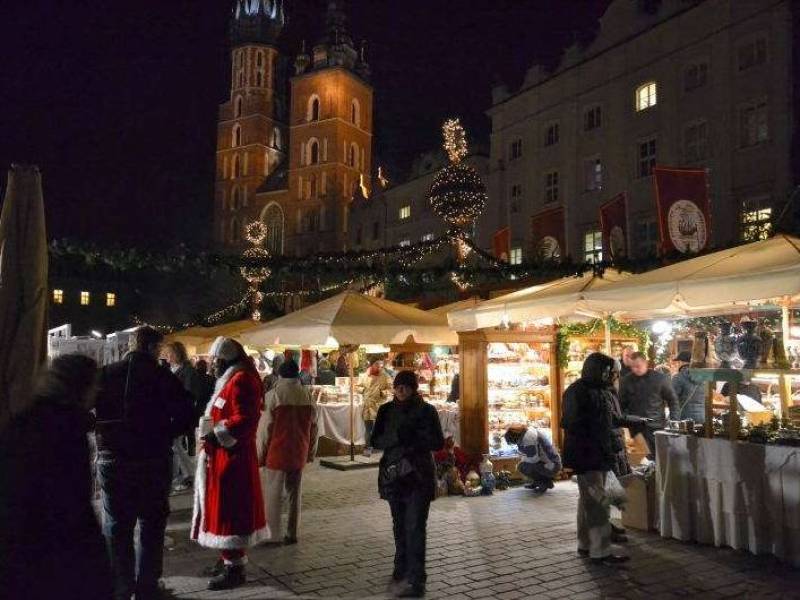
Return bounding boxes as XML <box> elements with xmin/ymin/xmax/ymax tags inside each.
<box><xmin>215</xmin><ymin>0</ymin><xmax>287</xmax><ymax>250</ymax></box>
<box><xmin>213</xmin><ymin>0</ymin><xmax>372</xmax><ymax>256</ymax></box>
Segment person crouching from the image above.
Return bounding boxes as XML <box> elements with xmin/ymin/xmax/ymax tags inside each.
<box><xmin>504</xmin><ymin>424</ymin><xmax>561</xmax><ymax>494</ymax></box>
<box><xmin>191</xmin><ymin>337</ymin><xmax>269</xmax><ymax>590</ymax></box>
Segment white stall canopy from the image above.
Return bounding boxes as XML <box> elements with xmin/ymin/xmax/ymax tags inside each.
<box><xmin>447</xmin><ymin>271</ymin><xmax>631</xmax><ymax>332</ymax></box>
<box><xmin>241</xmin><ymin>291</ymin><xmax>458</xmax><ymax>348</ymax></box>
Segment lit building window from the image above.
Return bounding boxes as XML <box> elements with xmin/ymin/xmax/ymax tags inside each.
<box><xmin>53</xmin><ymin>289</ymin><xmax>64</xmax><ymax>304</ymax></box>
<box><xmin>738</xmin><ymin>37</ymin><xmax>767</xmax><ymax>71</ymax></box>
<box><xmin>544</xmin><ymin>123</ymin><xmax>559</xmax><ymax>147</ymax></box>
<box><xmin>740</xmin><ymin>100</ymin><xmax>768</xmax><ymax>147</ymax></box>
<box><xmin>741</xmin><ymin>201</ymin><xmax>772</xmax><ymax>241</ymax></box>
<box><xmin>106</xmin><ymin>293</ymin><xmax>116</xmax><ymax>307</ymax></box>
<box><xmin>638</xmin><ymin>138</ymin><xmax>657</xmax><ymax>178</ymax></box>
<box><xmin>509</xmin><ymin>247</ymin><xmax>522</xmax><ymax>265</ymax></box>
<box><xmin>421</xmin><ymin>233</ymin><xmax>435</xmax><ymax>242</ymax></box>
<box><xmin>308</xmin><ymin>96</ymin><xmax>320</xmax><ymax>121</ymax></box>
<box><xmin>684</xmin><ymin>121</ymin><xmax>709</xmax><ymax>162</ymax></box>
<box><xmin>510</xmin><ymin>138</ymin><xmax>523</xmax><ymax>160</ymax></box>
<box><xmin>584</xmin><ymin>106</ymin><xmax>602</xmax><ymax>131</ymax></box>
<box><xmin>583</xmin><ymin>231</ymin><xmax>603</xmax><ymax>264</ymax></box>
<box><xmin>80</xmin><ymin>291</ymin><xmax>90</xmax><ymax>306</ymax></box>
<box><xmin>583</xmin><ymin>158</ymin><xmax>603</xmax><ymax>191</ymax></box>
<box><xmin>398</xmin><ymin>239</ymin><xmax>411</xmax><ymax>247</ymax></box>
<box><xmin>545</xmin><ymin>171</ymin><xmax>559</xmax><ymax>204</ymax></box>
<box><xmin>636</xmin><ymin>82</ymin><xmax>657</xmax><ymax>112</ymax></box>
<box><xmin>399</xmin><ymin>205</ymin><xmax>411</xmax><ymax>220</ymax></box>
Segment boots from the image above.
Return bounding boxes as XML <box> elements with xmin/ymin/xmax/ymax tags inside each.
<box><xmin>207</xmin><ymin>564</ymin><xmax>246</xmax><ymax>591</ymax></box>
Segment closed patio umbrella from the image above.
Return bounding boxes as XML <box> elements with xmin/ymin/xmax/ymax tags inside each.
<box><xmin>0</xmin><ymin>165</ymin><xmax>48</xmax><ymax>430</ymax></box>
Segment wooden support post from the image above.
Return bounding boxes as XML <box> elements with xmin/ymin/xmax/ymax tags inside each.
<box><xmin>728</xmin><ymin>381</ymin><xmax>739</xmax><ymax>441</ymax></box>
<box><xmin>348</xmin><ymin>351</ymin><xmax>355</xmax><ymax>462</ymax></box>
<box><xmin>704</xmin><ymin>381</ymin><xmax>714</xmax><ymax>438</ymax></box>
<box><xmin>779</xmin><ymin>373</ymin><xmax>791</xmax><ymax>422</ymax></box>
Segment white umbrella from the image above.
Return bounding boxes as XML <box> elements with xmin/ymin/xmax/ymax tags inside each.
<box><xmin>0</xmin><ymin>165</ymin><xmax>48</xmax><ymax>430</ymax></box>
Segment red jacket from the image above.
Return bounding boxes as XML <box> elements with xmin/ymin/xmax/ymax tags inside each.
<box><xmin>258</xmin><ymin>378</ymin><xmax>318</xmax><ymax>472</ymax></box>
<box><xmin>191</xmin><ymin>366</ymin><xmax>268</xmax><ymax>549</ymax></box>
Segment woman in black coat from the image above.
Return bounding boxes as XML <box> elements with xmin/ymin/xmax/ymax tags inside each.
<box><xmin>372</xmin><ymin>370</ymin><xmax>444</xmax><ymax>599</ymax></box>
<box><xmin>0</xmin><ymin>354</ymin><xmax>113</xmax><ymax>600</ymax></box>
<box><xmin>561</xmin><ymin>353</ymin><xmax>629</xmax><ymax>565</ymax></box>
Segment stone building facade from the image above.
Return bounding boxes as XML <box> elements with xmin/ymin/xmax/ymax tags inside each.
<box><xmin>214</xmin><ymin>0</ymin><xmax>373</xmax><ymax>256</ymax></box>
<box><xmin>478</xmin><ymin>0</ymin><xmax>798</xmax><ymax>262</ymax></box>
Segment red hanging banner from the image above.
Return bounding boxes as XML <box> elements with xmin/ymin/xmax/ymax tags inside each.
<box><xmin>492</xmin><ymin>227</ymin><xmax>511</xmax><ymax>262</ymax></box>
<box><xmin>654</xmin><ymin>166</ymin><xmax>711</xmax><ymax>254</ymax></box>
<box><xmin>531</xmin><ymin>207</ymin><xmax>565</xmax><ymax>260</ymax></box>
<box><xmin>599</xmin><ymin>192</ymin><xmax>628</xmax><ymax>260</ymax></box>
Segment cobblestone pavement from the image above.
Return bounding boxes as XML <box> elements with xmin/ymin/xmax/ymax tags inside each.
<box><xmin>162</xmin><ymin>463</ymin><xmax>800</xmax><ymax>599</ymax></box>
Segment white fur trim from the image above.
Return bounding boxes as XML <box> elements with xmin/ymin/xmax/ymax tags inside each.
<box><xmin>214</xmin><ymin>421</ymin><xmax>237</xmax><ymax>448</ymax></box>
<box><xmin>203</xmin><ymin>365</ymin><xmax>244</xmax><ymax>418</ymax></box>
<box><xmin>197</xmin><ymin>525</ymin><xmax>271</xmax><ymax>550</ymax></box>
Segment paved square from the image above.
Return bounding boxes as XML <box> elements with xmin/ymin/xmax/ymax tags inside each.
<box><xmin>163</xmin><ymin>464</ymin><xmax>800</xmax><ymax>599</ymax></box>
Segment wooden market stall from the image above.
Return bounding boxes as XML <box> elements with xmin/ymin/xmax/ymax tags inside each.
<box><xmin>240</xmin><ymin>291</ymin><xmax>458</xmax><ymax>467</ymax></box>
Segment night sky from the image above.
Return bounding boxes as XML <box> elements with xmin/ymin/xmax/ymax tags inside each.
<box><xmin>1</xmin><ymin>0</ymin><xmax>608</xmax><ymax>249</ymax></box>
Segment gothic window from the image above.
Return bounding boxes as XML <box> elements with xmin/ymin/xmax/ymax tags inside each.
<box><xmin>231</xmin><ymin>186</ymin><xmax>241</xmax><ymax>210</ymax></box>
<box><xmin>233</xmin><ymin>124</ymin><xmax>242</xmax><ymax>147</ymax></box>
<box><xmin>308</xmin><ymin>95</ymin><xmax>321</xmax><ymax>121</ymax></box>
<box><xmin>256</xmin><ymin>52</ymin><xmax>263</xmax><ymax>67</ymax></box>
<box><xmin>349</xmin><ymin>143</ymin><xmax>357</xmax><ymax>168</ymax></box>
<box><xmin>262</xmin><ymin>203</ymin><xmax>284</xmax><ymax>255</ymax></box>
<box><xmin>233</xmin><ymin>155</ymin><xmax>241</xmax><ymax>178</ymax></box>
<box><xmin>235</xmin><ymin>97</ymin><xmax>243</xmax><ymax>117</ymax></box>
<box><xmin>231</xmin><ymin>218</ymin><xmax>241</xmax><ymax>243</ymax></box>
<box><xmin>351</xmin><ymin>99</ymin><xmax>361</xmax><ymax>127</ymax></box>
<box><xmin>256</xmin><ymin>72</ymin><xmax>263</xmax><ymax>86</ymax></box>
<box><xmin>310</xmin><ymin>175</ymin><xmax>318</xmax><ymax>198</ymax></box>
<box><xmin>309</xmin><ymin>140</ymin><xmax>320</xmax><ymax>164</ymax></box>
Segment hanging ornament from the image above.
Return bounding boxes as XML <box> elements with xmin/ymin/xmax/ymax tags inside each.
<box><xmin>244</xmin><ymin>221</ymin><xmax>268</xmax><ymax>246</ymax></box>
<box><xmin>429</xmin><ymin>118</ymin><xmax>487</xmax><ymax>230</ymax></box>
<box><xmin>240</xmin><ymin>247</ymin><xmax>271</xmax><ymax>284</ymax></box>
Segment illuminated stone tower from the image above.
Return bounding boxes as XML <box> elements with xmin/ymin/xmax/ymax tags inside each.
<box><xmin>214</xmin><ymin>0</ymin><xmax>287</xmax><ymax>249</ymax></box>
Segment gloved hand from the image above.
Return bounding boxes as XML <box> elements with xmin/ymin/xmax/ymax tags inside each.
<box><xmin>202</xmin><ymin>431</ymin><xmax>221</xmax><ymax>451</ymax></box>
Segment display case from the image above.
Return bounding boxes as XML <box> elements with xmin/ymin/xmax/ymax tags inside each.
<box><xmin>562</xmin><ymin>336</ymin><xmax>640</xmax><ymax>387</ymax></box>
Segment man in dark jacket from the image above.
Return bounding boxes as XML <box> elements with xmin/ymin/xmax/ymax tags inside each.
<box><xmin>372</xmin><ymin>370</ymin><xmax>444</xmax><ymax>598</ymax></box>
<box><xmin>671</xmin><ymin>351</ymin><xmax>707</xmax><ymax>422</ymax></box>
<box><xmin>94</xmin><ymin>326</ymin><xmax>195</xmax><ymax>600</ymax></box>
<box><xmin>619</xmin><ymin>352</ymin><xmax>677</xmax><ymax>459</ymax></box>
<box><xmin>562</xmin><ymin>353</ymin><xmax>629</xmax><ymax>565</ymax></box>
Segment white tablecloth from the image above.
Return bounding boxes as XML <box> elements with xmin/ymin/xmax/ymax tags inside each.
<box><xmin>315</xmin><ymin>402</ymin><xmax>460</xmax><ymax>447</ymax></box>
<box><xmin>656</xmin><ymin>431</ymin><xmax>800</xmax><ymax>566</ymax></box>
<box><xmin>316</xmin><ymin>402</ymin><xmax>366</xmax><ymax>446</ymax></box>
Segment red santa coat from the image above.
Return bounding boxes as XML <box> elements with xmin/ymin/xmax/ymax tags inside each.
<box><xmin>191</xmin><ymin>365</ymin><xmax>269</xmax><ymax>549</ymax></box>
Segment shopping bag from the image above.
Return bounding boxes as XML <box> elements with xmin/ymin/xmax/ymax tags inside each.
<box><xmin>605</xmin><ymin>470</ymin><xmax>627</xmax><ymax>509</ymax></box>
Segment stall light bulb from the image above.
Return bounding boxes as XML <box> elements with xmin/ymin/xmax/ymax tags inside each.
<box><xmin>91</xmin><ymin>330</ymin><xmax>103</xmax><ymax>339</ymax></box>
<box><xmin>651</xmin><ymin>321</ymin><xmax>672</xmax><ymax>335</ymax></box>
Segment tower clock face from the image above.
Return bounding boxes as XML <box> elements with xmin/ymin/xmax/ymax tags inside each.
<box><xmin>668</xmin><ymin>199</ymin><xmax>707</xmax><ymax>253</ymax></box>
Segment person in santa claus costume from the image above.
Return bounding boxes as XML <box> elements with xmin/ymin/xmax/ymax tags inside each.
<box><xmin>191</xmin><ymin>337</ymin><xmax>269</xmax><ymax>590</ymax></box>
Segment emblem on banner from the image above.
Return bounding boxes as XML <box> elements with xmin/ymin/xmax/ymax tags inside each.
<box><xmin>538</xmin><ymin>236</ymin><xmax>561</xmax><ymax>260</ymax></box>
<box><xmin>667</xmin><ymin>199</ymin><xmax>707</xmax><ymax>253</ymax></box>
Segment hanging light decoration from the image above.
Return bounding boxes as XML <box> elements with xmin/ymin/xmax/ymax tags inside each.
<box><xmin>244</xmin><ymin>220</ymin><xmax>268</xmax><ymax>246</ymax></box>
<box><xmin>428</xmin><ymin>118</ymin><xmax>487</xmax><ymax>230</ymax></box>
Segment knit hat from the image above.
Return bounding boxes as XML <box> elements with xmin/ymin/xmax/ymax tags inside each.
<box><xmin>393</xmin><ymin>370</ymin><xmax>418</xmax><ymax>390</ymax></box>
<box><xmin>279</xmin><ymin>359</ymin><xmax>300</xmax><ymax>379</ymax></box>
<box><xmin>209</xmin><ymin>336</ymin><xmax>242</xmax><ymax>362</ymax></box>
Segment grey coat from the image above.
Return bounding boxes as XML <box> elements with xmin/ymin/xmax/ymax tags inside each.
<box><xmin>671</xmin><ymin>367</ymin><xmax>706</xmax><ymax>422</ymax></box>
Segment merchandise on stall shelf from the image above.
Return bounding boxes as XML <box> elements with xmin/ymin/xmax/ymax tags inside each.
<box><xmin>714</xmin><ymin>322</ymin><xmax>739</xmax><ymax>368</ymax></box>
<box><xmin>464</xmin><ymin>470</ymin><xmax>482</xmax><ymax>496</ymax></box>
<box><xmin>690</xmin><ymin>331</ymin><xmax>710</xmax><ymax>368</ymax></box>
<box><xmin>737</xmin><ymin>319</ymin><xmax>763</xmax><ymax>369</ymax></box>
<box><xmin>758</xmin><ymin>327</ymin><xmax>774</xmax><ymax>368</ymax></box>
<box><xmin>495</xmin><ymin>471</ymin><xmax>512</xmax><ymax>490</ymax></box>
<box><xmin>479</xmin><ymin>455</ymin><xmax>495</xmax><ymax>495</ymax></box>
<box><xmin>487</xmin><ymin>342</ymin><xmax>553</xmax><ymax>456</ymax></box>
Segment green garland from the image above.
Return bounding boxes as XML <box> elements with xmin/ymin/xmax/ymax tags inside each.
<box><xmin>556</xmin><ymin>317</ymin><xmax>650</xmax><ymax>366</ymax></box>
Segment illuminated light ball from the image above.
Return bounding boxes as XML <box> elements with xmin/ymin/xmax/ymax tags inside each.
<box><xmin>244</xmin><ymin>221</ymin><xmax>268</xmax><ymax>246</ymax></box>
<box><xmin>240</xmin><ymin>247</ymin><xmax>271</xmax><ymax>284</ymax></box>
<box><xmin>428</xmin><ymin>163</ymin><xmax>488</xmax><ymax>228</ymax></box>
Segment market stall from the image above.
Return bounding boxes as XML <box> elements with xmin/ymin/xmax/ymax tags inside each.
<box><xmin>164</xmin><ymin>319</ymin><xmax>263</xmax><ymax>356</ymax></box>
<box><xmin>241</xmin><ymin>291</ymin><xmax>458</xmax><ymax>465</ymax></box>
<box><xmin>447</xmin><ymin>272</ymin><xmax>643</xmax><ymax>466</ymax></box>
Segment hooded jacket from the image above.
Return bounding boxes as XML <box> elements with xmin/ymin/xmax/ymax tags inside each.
<box><xmin>671</xmin><ymin>366</ymin><xmax>706</xmax><ymax>422</ymax></box>
<box><xmin>561</xmin><ymin>353</ymin><xmax>621</xmax><ymax>474</ymax></box>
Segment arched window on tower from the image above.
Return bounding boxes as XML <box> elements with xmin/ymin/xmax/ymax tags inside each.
<box><xmin>271</xmin><ymin>127</ymin><xmax>281</xmax><ymax>150</ymax></box>
<box><xmin>262</xmin><ymin>203</ymin><xmax>284</xmax><ymax>255</ymax></box>
<box><xmin>231</xmin><ymin>186</ymin><xmax>241</xmax><ymax>210</ymax></box>
<box><xmin>351</xmin><ymin>99</ymin><xmax>361</xmax><ymax>127</ymax></box>
<box><xmin>310</xmin><ymin>175</ymin><xmax>318</xmax><ymax>198</ymax></box>
<box><xmin>233</xmin><ymin>155</ymin><xmax>241</xmax><ymax>178</ymax></box>
<box><xmin>349</xmin><ymin>143</ymin><xmax>357</xmax><ymax>168</ymax></box>
<box><xmin>233</xmin><ymin>124</ymin><xmax>242</xmax><ymax>147</ymax></box>
<box><xmin>309</xmin><ymin>140</ymin><xmax>319</xmax><ymax>164</ymax></box>
<box><xmin>231</xmin><ymin>218</ymin><xmax>241</xmax><ymax>243</ymax></box>
<box><xmin>235</xmin><ymin>97</ymin><xmax>243</xmax><ymax>118</ymax></box>
<box><xmin>308</xmin><ymin>95</ymin><xmax>321</xmax><ymax>121</ymax></box>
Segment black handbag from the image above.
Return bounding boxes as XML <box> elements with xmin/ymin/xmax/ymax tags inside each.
<box><xmin>381</xmin><ymin>456</ymin><xmax>416</xmax><ymax>485</ymax></box>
